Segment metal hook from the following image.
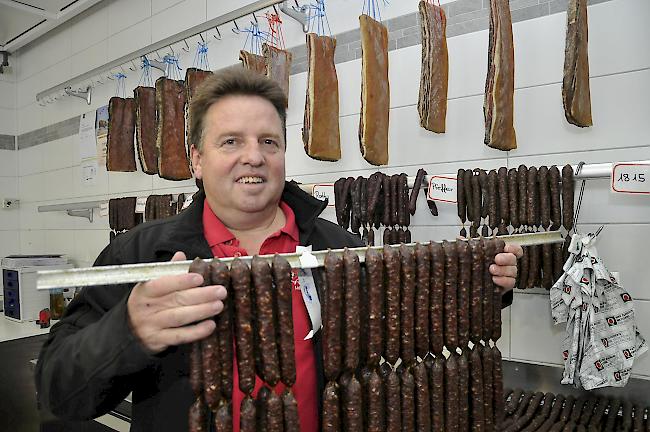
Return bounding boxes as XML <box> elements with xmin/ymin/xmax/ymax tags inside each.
<box><xmin>169</xmin><ymin>45</ymin><xmax>175</xmax><ymax>56</ymax></box>
<box><xmin>199</xmin><ymin>32</ymin><xmax>205</xmax><ymax>43</ymax></box>
<box><xmin>182</xmin><ymin>39</ymin><xmax>190</xmax><ymax>52</ymax></box>
<box><xmin>155</xmin><ymin>50</ymin><xmax>163</xmax><ymax>61</ymax></box>
<box><xmin>572</xmin><ymin>161</ymin><xmax>587</xmax><ymax>235</ymax></box>
<box><xmin>232</xmin><ymin>19</ymin><xmax>241</xmax><ymax>34</ymax></box>
<box><xmin>214</xmin><ymin>26</ymin><xmax>222</xmax><ymax>40</ymax></box>
<box><xmin>273</xmin><ymin>4</ymin><xmax>279</xmax><ymax>14</ymax></box>
<box><xmin>252</xmin><ymin>13</ymin><xmax>258</xmax><ymax>23</ymax></box>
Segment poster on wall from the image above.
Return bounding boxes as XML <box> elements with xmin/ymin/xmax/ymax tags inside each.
<box><xmin>78</xmin><ymin>111</ymin><xmax>98</xmax><ymax>185</ymax></box>
<box><xmin>95</xmin><ymin>105</ymin><xmax>109</xmax><ymax>167</ymax></box>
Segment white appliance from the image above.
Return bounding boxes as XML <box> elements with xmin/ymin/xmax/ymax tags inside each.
<box><xmin>2</xmin><ymin>255</ymin><xmax>72</xmax><ymax>322</ymax></box>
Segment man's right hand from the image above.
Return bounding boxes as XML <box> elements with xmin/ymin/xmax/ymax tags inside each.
<box><xmin>127</xmin><ymin>251</ymin><xmax>227</xmax><ymax>354</ymax></box>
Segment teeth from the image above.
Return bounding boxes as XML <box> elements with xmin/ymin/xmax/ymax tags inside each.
<box><xmin>237</xmin><ymin>176</ymin><xmax>264</xmax><ymax>184</ymax></box>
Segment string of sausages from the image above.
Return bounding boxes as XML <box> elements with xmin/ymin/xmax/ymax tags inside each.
<box><xmin>334</xmin><ymin>168</ymin><xmax>434</xmax><ymax>247</ymax></box>
<box><xmin>502</xmin><ymin>389</ymin><xmax>650</xmax><ymax>431</ymax></box>
<box><xmin>186</xmin><ymin>255</ymin><xmax>299</xmax><ymax>432</ymax></box>
<box><xmin>321</xmin><ymin>237</ymin><xmax>506</xmax><ymax>431</ymax></box>
<box><xmin>457</xmin><ymin>165</ymin><xmax>575</xmax><ymax>290</ymax></box>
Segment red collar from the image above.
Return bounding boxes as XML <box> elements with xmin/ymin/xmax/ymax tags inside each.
<box><xmin>202</xmin><ymin>199</ymin><xmax>299</xmax><ymax>248</ymax></box>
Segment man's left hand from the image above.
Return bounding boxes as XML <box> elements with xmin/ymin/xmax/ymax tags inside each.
<box><xmin>490</xmin><ymin>243</ymin><xmax>524</xmax><ymax>292</ymax></box>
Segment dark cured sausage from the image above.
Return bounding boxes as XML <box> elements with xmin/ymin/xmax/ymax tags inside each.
<box><xmin>492</xmin><ymin>239</ymin><xmax>505</xmax><ymax>341</ymax></box>
<box><xmin>458</xmin><ymin>354</ymin><xmax>470</xmax><ymax>432</ymax></box>
<box><xmin>465</xmin><ymin>169</ymin><xmax>476</xmax><ymax>223</ymax></box>
<box><xmin>188</xmin><ymin>398</ymin><xmax>207</xmax><ymax>432</ymax></box>
<box><xmin>367</xmin><ymin>370</ymin><xmax>384</xmax><ymax>431</ymax></box>
<box><xmin>493</xmin><ymin>347</ymin><xmax>505</xmax><ymax>429</ymax></box>
<box><xmin>504</xmin><ymin>391</ymin><xmax>544</xmax><ymax>432</ymax></box>
<box><xmin>272</xmin><ymin>255</ymin><xmax>296</xmax><ymax>387</ymax></box>
<box><xmin>470</xmin><ymin>349</ymin><xmax>485</xmax><ymax>431</ymax></box>
<box><xmin>542</xmin><ymin>243</ymin><xmax>554</xmax><ymax>289</ymax></box>
<box><xmin>488</xmin><ymin>169</ymin><xmax>499</xmax><ymax>230</ymax></box>
<box><xmin>527</xmin><ymin>237</ymin><xmax>540</xmax><ymax>289</ymax></box>
<box><xmin>508</xmin><ymin>168</ymin><xmax>520</xmax><ymax>229</ymax></box>
<box><xmin>282</xmin><ymin>391</ymin><xmax>300</xmax><ymax>432</ymax></box>
<box><xmin>478</xmin><ymin>169</ymin><xmax>489</xmax><ymax>220</ymax></box>
<box><xmin>443</xmin><ymin>241</ymin><xmax>459</xmax><ymax>350</ymax></box>
<box><xmin>384</xmin><ymin>245</ymin><xmax>401</xmax><ymax>364</ymax></box>
<box><xmin>482</xmin><ymin>345</ymin><xmax>494</xmax><ymax>431</ymax></box>
<box><xmin>458</xmin><ymin>240</ymin><xmax>471</xmax><ymax>349</ymax></box>
<box><xmin>188</xmin><ymin>258</ymin><xmax>211</xmax><ymax>397</ymax></box>
<box><xmin>342</xmin><ymin>177</ymin><xmax>354</xmax><ymax>230</ymax></box>
<box><xmin>214</xmin><ymin>401</ymin><xmax>232</xmax><ymax>432</ymax></box>
<box><xmin>469</xmin><ymin>239</ymin><xmax>484</xmax><ymax>342</ymax></box>
<box><xmin>415</xmin><ymin>243</ymin><xmax>431</xmax><ymax>358</ymax></box>
<box><xmin>536</xmin><ymin>394</ymin><xmax>565</xmax><ymax>432</ymax></box>
<box><xmin>251</xmin><ymin>256</ymin><xmax>281</xmax><ymax>386</ymax></box>
<box><xmin>505</xmin><ymin>389</ymin><xmax>524</xmax><ymax>417</ymax></box>
<box><xmin>586</xmin><ymin>398</ymin><xmax>608</xmax><ymax>431</ymax></box>
<box><xmin>549</xmin><ymin>166</ymin><xmax>562</xmax><ymax>230</ymax></box>
<box><xmin>553</xmin><ymin>241</ymin><xmax>565</xmax><ymax>282</ymax></box>
<box><xmin>334</xmin><ymin>178</ymin><xmax>346</xmax><ymax>228</ymax></box>
<box><xmin>428</xmin><ymin>356</ymin><xmax>445</xmax><ymax>432</ymax></box>
<box><xmin>266</xmin><ymin>391</ymin><xmax>284</xmax><ymax>432</ymax></box>
<box><xmin>517</xmin><ymin>165</ymin><xmax>528</xmax><ymax>228</ymax></box>
<box><xmin>367</xmin><ymin>172</ymin><xmax>382</xmax><ymax>223</ymax></box>
<box><xmin>360</xmin><ymin>176</ymin><xmax>369</xmax><ymax>227</ymax></box>
<box><xmin>498</xmin><ymin>167</ymin><xmax>510</xmax><ymax>226</ymax></box>
<box><xmin>240</xmin><ymin>396</ymin><xmax>256</xmax><ymax>432</ymax></box>
<box><xmin>445</xmin><ymin>355</ymin><xmax>460</xmax><ymax>432</ymax></box>
<box><xmin>482</xmin><ymin>240</ymin><xmax>495</xmax><ymax>341</ymax></box>
<box><xmin>383</xmin><ymin>227</ymin><xmax>392</xmax><ymax>246</ymax></box>
<box><xmin>231</xmin><ymin>258</ymin><xmax>255</xmax><ymax>394</ymax></box>
<box><xmin>322</xmin><ymin>382</ymin><xmax>340</xmax><ymax>432</ymax></box>
<box><xmin>471</xmin><ymin>171</ymin><xmax>482</xmax><ymax>226</ymax></box>
<box><xmin>632</xmin><ymin>405</ymin><xmax>644</xmax><ymax>432</ymax></box>
<box><xmin>578</xmin><ymin>397</ymin><xmax>597</xmax><ymax>426</ymax></box>
<box><xmin>201</xmin><ymin>318</ymin><xmax>221</xmax><ymax>410</ymax></box>
<box><xmin>410</xmin><ymin>168</ymin><xmax>428</xmax><ymax>215</ymax></box>
<box><xmin>342</xmin><ymin>375</ymin><xmax>363</xmax><ymax>431</ymax></box>
<box><xmin>527</xmin><ymin>166</ymin><xmax>539</xmax><ymax>227</ymax></box>
<box><xmin>343</xmin><ymin>249</ymin><xmax>361</xmax><ymax>371</ymax></box>
<box><xmin>562</xmin><ymin>164</ymin><xmax>575</xmax><ymax>232</ymax></box>
<box><xmin>519</xmin><ymin>246</ymin><xmax>529</xmax><ymax>290</ymax></box>
<box><xmin>386</xmin><ymin>370</ymin><xmax>402</xmax><ymax>431</ymax></box>
<box><xmin>458</xmin><ymin>168</ymin><xmax>467</xmax><ymax>223</ymax></box>
<box><xmin>365</xmin><ymin>248</ymin><xmax>384</xmax><ymax>367</ymax></box>
<box><xmin>323</xmin><ymin>251</ymin><xmax>344</xmax><ymax>381</ymax></box>
<box><xmin>209</xmin><ymin>260</ymin><xmax>233</xmax><ymax>400</ymax></box>
<box><xmin>382</xmin><ymin>174</ymin><xmax>392</xmax><ymax>227</ymax></box>
<box><xmin>390</xmin><ymin>174</ymin><xmax>400</xmax><ymax>226</ymax></box>
<box><xmin>429</xmin><ymin>242</ymin><xmax>445</xmax><ymax>354</ymax></box>
<box><xmin>401</xmin><ymin>368</ymin><xmax>416</xmax><ymax>432</ymax></box>
<box><xmin>400</xmin><ymin>244</ymin><xmax>417</xmax><ymax>364</ymax></box>
<box><xmin>414</xmin><ymin>362</ymin><xmax>431</xmax><ymax>432</ymax></box>
<box><xmin>256</xmin><ymin>387</ymin><xmax>270</xmax><ymax>431</ymax></box>
<box><xmin>604</xmin><ymin>399</ymin><xmax>622</xmax><ymax>432</ymax></box>
<box><xmin>539</xmin><ymin>166</ymin><xmax>551</xmax><ymax>229</ymax></box>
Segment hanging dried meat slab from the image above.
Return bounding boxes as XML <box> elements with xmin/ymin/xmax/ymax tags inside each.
<box><xmin>239</xmin><ymin>50</ymin><xmax>266</xmax><ymax>75</ymax></box>
<box><xmin>106</xmin><ymin>96</ymin><xmax>137</xmax><ymax>172</ymax></box>
<box><xmin>134</xmin><ymin>86</ymin><xmax>158</xmax><ymax>174</ymax></box>
<box><xmin>303</xmin><ymin>33</ymin><xmax>341</xmax><ymax>161</ymax></box>
<box><xmin>562</xmin><ymin>0</ymin><xmax>592</xmax><ymax>127</ymax></box>
<box><xmin>263</xmin><ymin>43</ymin><xmax>292</xmax><ymax>106</ymax></box>
<box><xmin>155</xmin><ymin>77</ymin><xmax>191</xmax><ymax>180</ymax></box>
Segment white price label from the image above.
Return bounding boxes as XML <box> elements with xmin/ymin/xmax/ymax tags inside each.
<box><xmin>427</xmin><ymin>175</ymin><xmax>457</xmax><ymax>203</ymax></box>
<box><xmin>99</xmin><ymin>202</ymin><xmax>109</xmax><ymax>217</ymax></box>
<box><xmin>135</xmin><ymin>196</ymin><xmax>148</xmax><ymax>213</ymax></box>
<box><xmin>296</xmin><ymin>269</ymin><xmax>322</xmax><ymax>340</ymax></box>
<box><xmin>311</xmin><ymin>183</ymin><xmax>335</xmax><ymax>207</ymax></box>
<box><xmin>182</xmin><ymin>195</ymin><xmax>193</xmax><ymax>210</ymax></box>
<box><xmin>611</xmin><ymin>163</ymin><xmax>650</xmax><ymax>194</ymax></box>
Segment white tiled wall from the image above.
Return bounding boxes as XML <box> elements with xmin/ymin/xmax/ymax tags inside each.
<box><xmin>7</xmin><ymin>0</ymin><xmax>650</xmax><ymax>379</ymax></box>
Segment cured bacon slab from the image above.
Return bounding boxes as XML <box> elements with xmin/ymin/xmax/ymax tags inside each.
<box><xmin>185</xmin><ymin>68</ymin><xmax>212</xmax><ymax>156</ymax></box>
<box><xmin>106</xmin><ymin>96</ymin><xmax>137</xmax><ymax>172</ymax></box>
<box><xmin>484</xmin><ymin>0</ymin><xmax>517</xmax><ymax>151</ymax></box>
<box><xmin>418</xmin><ymin>1</ymin><xmax>448</xmax><ymax>134</ymax></box>
<box><xmin>562</xmin><ymin>0</ymin><xmax>592</xmax><ymax>127</ymax></box>
<box><xmin>239</xmin><ymin>50</ymin><xmax>266</xmax><ymax>75</ymax></box>
<box><xmin>155</xmin><ymin>77</ymin><xmax>191</xmax><ymax>180</ymax></box>
<box><xmin>134</xmin><ymin>86</ymin><xmax>157</xmax><ymax>174</ymax></box>
<box><xmin>359</xmin><ymin>14</ymin><xmax>390</xmax><ymax>166</ymax></box>
<box><xmin>302</xmin><ymin>33</ymin><xmax>341</xmax><ymax>161</ymax></box>
<box><xmin>263</xmin><ymin>44</ymin><xmax>292</xmax><ymax>106</ymax></box>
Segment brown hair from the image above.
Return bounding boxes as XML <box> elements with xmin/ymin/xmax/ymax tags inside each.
<box><xmin>189</xmin><ymin>67</ymin><xmax>288</xmax><ymax>151</ymax></box>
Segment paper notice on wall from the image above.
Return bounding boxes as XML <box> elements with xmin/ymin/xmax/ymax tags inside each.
<box><xmin>95</xmin><ymin>105</ymin><xmax>109</xmax><ymax>167</ymax></box>
<box><xmin>81</xmin><ymin>160</ymin><xmax>98</xmax><ymax>185</ymax></box>
<box><xmin>78</xmin><ymin>111</ymin><xmax>97</xmax><ymax>161</ymax></box>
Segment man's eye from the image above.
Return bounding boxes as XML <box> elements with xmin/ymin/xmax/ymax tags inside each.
<box><xmin>264</xmin><ymin>139</ymin><xmax>277</xmax><ymax>146</ymax></box>
<box><xmin>224</xmin><ymin>139</ymin><xmax>236</xmax><ymax>145</ymax></box>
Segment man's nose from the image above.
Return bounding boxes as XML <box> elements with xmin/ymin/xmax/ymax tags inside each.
<box><xmin>240</xmin><ymin>141</ymin><xmax>264</xmax><ymax>166</ymax></box>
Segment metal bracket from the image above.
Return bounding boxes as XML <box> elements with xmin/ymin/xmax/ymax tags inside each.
<box><xmin>280</xmin><ymin>1</ymin><xmax>309</xmax><ymax>33</ymax></box>
<box><xmin>66</xmin><ymin>208</ymin><xmax>94</xmax><ymax>223</ymax></box>
<box><xmin>64</xmin><ymin>86</ymin><xmax>92</xmax><ymax>105</ymax></box>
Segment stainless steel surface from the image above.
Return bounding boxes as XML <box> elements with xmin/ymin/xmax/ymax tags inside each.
<box><xmin>35</xmin><ymin>0</ymin><xmax>285</xmax><ymax>101</ymax></box>
<box><xmin>36</xmin><ymin>231</ymin><xmax>561</xmax><ymax>289</ymax></box>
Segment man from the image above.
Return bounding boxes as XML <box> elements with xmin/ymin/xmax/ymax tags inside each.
<box><xmin>35</xmin><ymin>68</ymin><xmax>522</xmax><ymax>431</ymax></box>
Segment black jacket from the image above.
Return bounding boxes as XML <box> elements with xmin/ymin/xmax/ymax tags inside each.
<box><xmin>35</xmin><ymin>181</ymin><xmax>363</xmax><ymax>431</ymax></box>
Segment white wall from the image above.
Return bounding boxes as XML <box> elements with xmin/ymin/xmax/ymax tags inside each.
<box><xmin>0</xmin><ymin>61</ymin><xmax>19</xmax><ymax>259</ymax></box>
<box><xmin>9</xmin><ymin>0</ymin><xmax>650</xmax><ymax>379</ymax></box>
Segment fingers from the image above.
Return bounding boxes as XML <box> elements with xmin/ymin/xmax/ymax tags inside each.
<box><xmin>154</xmin><ymin>300</ymin><xmax>224</xmax><ymax>328</ymax></box>
<box><xmin>490</xmin><ymin>263</ymin><xmax>517</xmax><ymax>279</ymax></box>
<box><xmin>162</xmin><ymin>285</ymin><xmax>227</xmax><ymax>308</ymax></box>
<box><xmin>493</xmin><ymin>275</ymin><xmax>516</xmax><ymax>291</ymax></box>
<box><xmin>504</xmin><ymin>243</ymin><xmax>524</xmax><ymax>259</ymax></box>
<box><xmin>158</xmin><ymin>320</ymin><xmax>217</xmax><ymax>348</ymax></box>
<box><xmin>138</xmin><ymin>273</ymin><xmax>204</xmax><ymax>298</ymax></box>
<box><xmin>171</xmin><ymin>251</ymin><xmax>187</xmax><ymax>261</ymax></box>
<box><xmin>494</xmin><ymin>252</ymin><xmax>518</xmax><ymax>267</ymax></box>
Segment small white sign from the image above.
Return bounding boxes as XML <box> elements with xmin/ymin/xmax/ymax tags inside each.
<box><xmin>182</xmin><ymin>195</ymin><xmax>193</xmax><ymax>210</ymax></box>
<box><xmin>99</xmin><ymin>202</ymin><xmax>109</xmax><ymax>217</ymax></box>
<box><xmin>81</xmin><ymin>160</ymin><xmax>98</xmax><ymax>185</ymax></box>
<box><xmin>78</xmin><ymin>111</ymin><xmax>97</xmax><ymax>161</ymax></box>
<box><xmin>427</xmin><ymin>175</ymin><xmax>458</xmax><ymax>203</ymax></box>
<box><xmin>295</xmin><ymin>269</ymin><xmax>322</xmax><ymax>340</ymax></box>
<box><xmin>135</xmin><ymin>196</ymin><xmax>148</xmax><ymax>214</ymax></box>
<box><xmin>311</xmin><ymin>183</ymin><xmax>335</xmax><ymax>207</ymax></box>
<box><xmin>611</xmin><ymin>163</ymin><xmax>650</xmax><ymax>195</ymax></box>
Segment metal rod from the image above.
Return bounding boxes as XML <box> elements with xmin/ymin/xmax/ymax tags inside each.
<box><xmin>36</xmin><ymin>231</ymin><xmax>562</xmax><ymax>290</ymax></box>
<box><xmin>38</xmin><ymin>200</ymin><xmax>105</xmax><ymax>213</ymax></box>
<box><xmin>35</xmin><ymin>0</ymin><xmax>285</xmax><ymax>102</ymax></box>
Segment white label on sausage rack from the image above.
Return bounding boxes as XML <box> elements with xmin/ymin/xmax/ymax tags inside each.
<box><xmin>311</xmin><ymin>184</ymin><xmax>335</xmax><ymax>207</ymax></box>
<box><xmin>427</xmin><ymin>175</ymin><xmax>457</xmax><ymax>203</ymax></box>
<box><xmin>135</xmin><ymin>196</ymin><xmax>147</xmax><ymax>213</ymax></box>
<box><xmin>611</xmin><ymin>163</ymin><xmax>650</xmax><ymax>195</ymax></box>
<box><xmin>296</xmin><ymin>269</ymin><xmax>322</xmax><ymax>340</ymax></box>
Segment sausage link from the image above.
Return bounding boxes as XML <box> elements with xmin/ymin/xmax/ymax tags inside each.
<box><xmin>385</xmin><ymin>369</ymin><xmax>402</xmax><ymax>431</ymax></box>
<box><xmin>542</xmin><ymin>243</ymin><xmax>554</xmax><ymax>289</ymax></box>
<box><xmin>505</xmin><ymin>389</ymin><xmax>524</xmax><ymax>417</ymax></box>
<box><xmin>213</xmin><ymin>401</ymin><xmax>232</xmax><ymax>432</ymax></box>
<box><xmin>188</xmin><ymin>398</ymin><xmax>207</xmax><ymax>432</ymax></box>
<box><xmin>578</xmin><ymin>397</ymin><xmax>598</xmax><ymax>426</ymax></box>
<box><xmin>391</xmin><ymin>226</ymin><xmax>400</xmax><ymax>245</ymax></box>
<box><xmin>402</xmin><ymin>173</ymin><xmax>411</xmax><ymax>226</ymax></box>
<box><xmin>465</xmin><ymin>169</ymin><xmax>476</xmax><ymax>223</ymax></box>
<box><xmin>231</xmin><ymin>258</ymin><xmax>256</xmax><ymax>394</ymax></box>
<box><xmin>445</xmin><ymin>355</ymin><xmax>460</xmax><ymax>432</ymax></box>
<box><xmin>469</xmin><ymin>240</ymin><xmax>484</xmax><ymax>342</ymax></box>
<box><xmin>240</xmin><ymin>396</ymin><xmax>257</xmax><ymax>432</ymax></box>
<box><xmin>323</xmin><ymin>251</ymin><xmax>344</xmax><ymax>381</ymax></box>
<box><xmin>517</xmin><ymin>165</ymin><xmax>528</xmax><ymax>227</ymax></box>
<box><xmin>443</xmin><ymin>241</ymin><xmax>459</xmax><ymax>350</ymax></box>
<box><xmin>401</xmin><ymin>367</ymin><xmax>416</xmax><ymax>432</ymax></box>
<box><xmin>481</xmin><ymin>345</ymin><xmax>494</xmax><ymax>431</ymax></box>
<box><xmin>382</xmin><ymin>173</ymin><xmax>392</xmax><ymax>227</ymax></box>
<box><xmin>210</xmin><ymin>260</ymin><xmax>233</xmax><ymax>400</ymax></box>
<box><xmin>384</xmin><ymin>245</ymin><xmax>401</xmax><ymax>364</ymax></box>
<box><xmin>367</xmin><ymin>227</ymin><xmax>375</xmax><ymax>246</ymax></box>
<box><xmin>334</xmin><ymin>177</ymin><xmax>347</xmax><ymax>228</ymax></box>
<box><xmin>343</xmin><ymin>249</ymin><xmax>361</xmax><ymax>371</ymax></box>
<box><xmin>366</xmin><ymin>248</ymin><xmax>385</xmax><ymax>367</ymax></box>
<box><xmin>366</xmin><ymin>173</ymin><xmax>378</xmax><ymax>223</ymax></box>
<box><xmin>621</xmin><ymin>401</ymin><xmax>633</xmax><ymax>432</ymax></box>
<box><xmin>359</xmin><ymin>176</ymin><xmax>369</xmax><ymax>227</ymax></box>
<box><xmin>411</xmin><ymin>168</ymin><xmax>427</xmax><ymax>216</ymax></box>
<box><xmin>471</xmin><ymin>171</ymin><xmax>482</xmax><ymax>225</ymax></box>
<box><xmin>400</xmin><ymin>244</ymin><xmax>417</xmax><ymax>365</ymax></box>
<box><xmin>272</xmin><ymin>255</ymin><xmax>296</xmax><ymax>387</ymax></box>
<box><xmin>632</xmin><ymin>405</ymin><xmax>644</xmax><ymax>432</ymax></box>
<box><xmin>527</xmin><ymin>166</ymin><xmax>539</xmax><ymax>227</ymax></box>
<box><xmin>482</xmin><ymin>240</ymin><xmax>495</xmax><ymax>341</ymax></box>
<box><xmin>427</xmin><ymin>199</ymin><xmax>439</xmax><ymax>217</ymax></box>
<box><xmin>498</xmin><ymin>167</ymin><xmax>510</xmax><ymax>226</ymax></box>
<box><xmin>518</xmin><ymin>246</ymin><xmax>530</xmax><ymax>290</ymax></box>
<box><xmin>505</xmin><ymin>391</ymin><xmax>533</xmax><ymax>429</ymax></box>
<box><xmin>470</xmin><ymin>349</ymin><xmax>485</xmax><ymax>431</ymax></box>
<box><xmin>604</xmin><ymin>399</ymin><xmax>622</xmax><ymax>432</ymax></box>
<box><xmin>553</xmin><ymin>242</ymin><xmax>565</xmax><ymax>283</ymax></box>
<box><xmin>415</xmin><ymin>244</ymin><xmax>431</xmax><ymax>358</ymax></box>
<box><xmin>569</xmin><ymin>397</ymin><xmax>587</xmax><ymax>425</ymax></box>
<box><xmin>536</xmin><ymin>394</ymin><xmax>565</xmax><ymax>432</ymax></box>
<box><xmin>266</xmin><ymin>390</ymin><xmax>284</xmax><ymax>432</ymax></box>
<box><xmin>505</xmin><ymin>391</ymin><xmax>544</xmax><ymax>432</ymax></box>
<box><xmin>429</xmin><ymin>356</ymin><xmax>445</xmax><ymax>432</ymax></box>
<box><xmin>251</xmin><ymin>256</ymin><xmax>281</xmax><ymax>386</ymax></box>
<box><xmin>458</xmin><ymin>169</ymin><xmax>467</xmax><ymax>223</ymax></box>
<box><xmin>397</xmin><ymin>174</ymin><xmax>406</xmax><ymax>226</ymax></box>
<box><xmin>470</xmin><ymin>222</ymin><xmax>479</xmax><ymax>239</ymax></box>
<box><xmin>508</xmin><ymin>168</ymin><xmax>520</xmax><ymax>229</ymax></box>
<box><xmin>367</xmin><ymin>370</ymin><xmax>384</xmax><ymax>431</ymax></box>
<box><xmin>201</xmin><ymin>323</ymin><xmax>221</xmax><ymax>410</ymax></box>
<box><xmin>539</xmin><ymin>166</ymin><xmax>551</xmax><ymax>229</ymax></box>
<box><xmin>322</xmin><ymin>382</ymin><xmax>340</xmax><ymax>432</ymax></box>
<box><xmin>383</xmin><ymin>227</ymin><xmax>392</xmax><ymax>246</ymax></box>
<box><xmin>546</xmin><ymin>395</ymin><xmax>575</xmax><ymax>432</ymax></box>
<box><xmin>341</xmin><ymin>177</ymin><xmax>354</xmax><ymax>230</ymax></box>
<box><xmin>478</xmin><ymin>169</ymin><xmax>489</xmax><ymax>220</ymax></box>
<box><xmin>492</xmin><ymin>239</ymin><xmax>505</xmax><ymax>341</ymax></box>
<box><xmin>429</xmin><ymin>242</ymin><xmax>445</xmax><ymax>354</ymax></box>
<box><xmin>562</xmin><ymin>164</ymin><xmax>575</xmax><ymax>232</ymax></box>
<box><xmin>398</xmin><ymin>227</ymin><xmax>407</xmax><ymax>244</ymax></box>
<box><xmin>488</xmin><ymin>169</ymin><xmax>499</xmax><ymax>230</ymax></box>
<box><xmin>458</xmin><ymin>353</ymin><xmax>470</xmax><ymax>432</ymax></box>
<box><xmin>256</xmin><ymin>387</ymin><xmax>270</xmax><ymax>430</ymax></box>
<box><xmin>460</xmin><ymin>226</ymin><xmax>468</xmax><ymax>238</ymax></box>
<box><xmin>405</xmin><ymin>228</ymin><xmax>412</xmax><ymax>244</ymax></box>
<box><xmin>458</xmin><ymin>241</ymin><xmax>471</xmax><ymax>349</ymax></box>
<box><xmin>527</xmin><ymin>240</ymin><xmax>541</xmax><ymax>289</ymax></box>
<box><xmin>351</xmin><ymin>177</ymin><xmax>363</xmax><ymax>233</ymax></box>
<box><xmin>549</xmin><ymin>166</ymin><xmax>562</xmax><ymax>230</ymax></box>
<box><xmin>390</xmin><ymin>174</ymin><xmax>400</xmax><ymax>227</ymax></box>
<box><xmin>587</xmin><ymin>398</ymin><xmax>608</xmax><ymax>431</ymax></box>
<box><xmin>414</xmin><ymin>362</ymin><xmax>431</xmax><ymax>432</ymax></box>
<box><xmin>188</xmin><ymin>258</ymin><xmax>211</xmax><ymax>397</ymax></box>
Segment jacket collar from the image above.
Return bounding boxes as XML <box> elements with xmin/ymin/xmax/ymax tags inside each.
<box><xmin>153</xmin><ymin>181</ymin><xmax>327</xmax><ymax>258</ymax></box>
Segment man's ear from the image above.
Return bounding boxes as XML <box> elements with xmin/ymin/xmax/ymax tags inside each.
<box><xmin>190</xmin><ymin>144</ymin><xmax>202</xmax><ymax>180</ymax></box>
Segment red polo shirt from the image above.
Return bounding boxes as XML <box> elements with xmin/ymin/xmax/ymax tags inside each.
<box><xmin>202</xmin><ymin>200</ymin><xmax>318</xmax><ymax>431</ymax></box>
